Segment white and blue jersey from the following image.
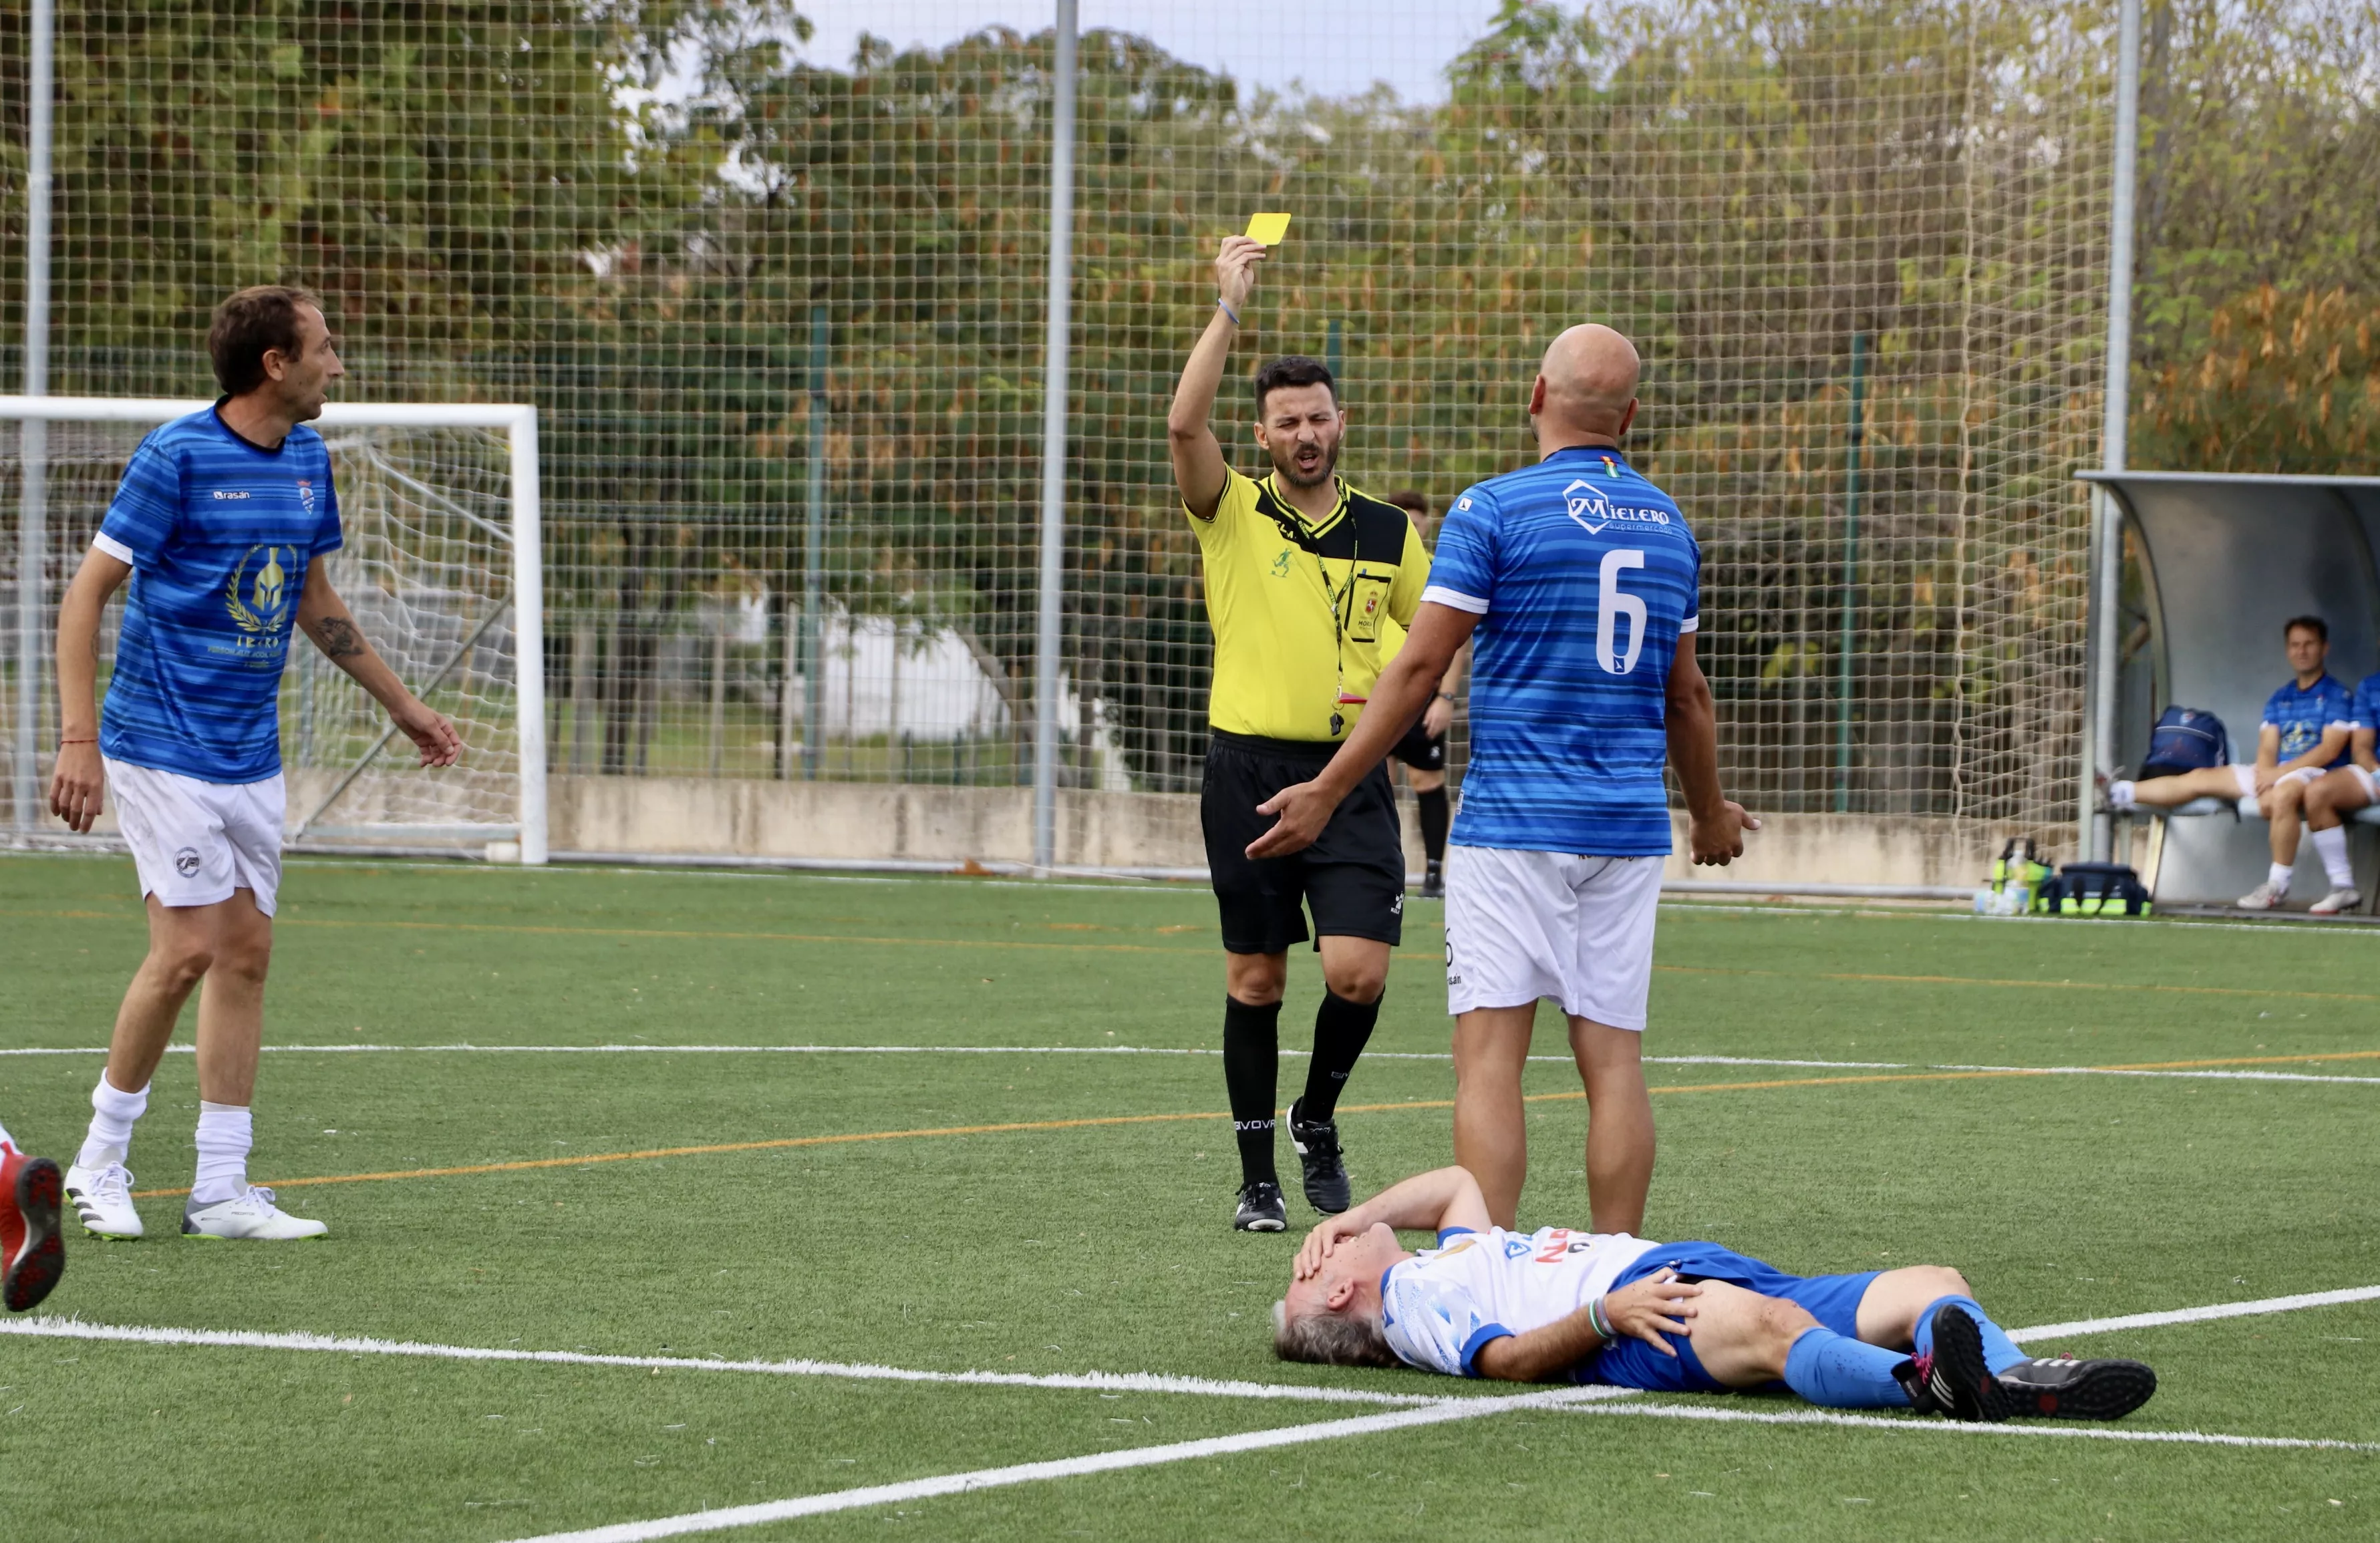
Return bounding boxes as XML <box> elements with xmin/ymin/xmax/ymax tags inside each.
<box><xmin>1380</xmin><ymin>1225</ymin><xmax>1660</xmax><ymax>1378</ymax></box>
<box><xmin>2261</xmin><ymin>674</ymin><xmax>2351</xmax><ymax>767</ymax></box>
<box><xmin>1423</xmin><ymin>448</ymin><xmax>1699</xmax><ymax>856</ymax></box>
<box><xmin>94</xmin><ymin>407</ymin><xmax>342</xmax><ymax>784</ymax></box>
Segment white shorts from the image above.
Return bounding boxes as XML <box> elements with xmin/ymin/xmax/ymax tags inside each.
<box><xmin>2234</xmin><ymin>763</ymin><xmax>2322</xmax><ymax>800</ymax></box>
<box><xmin>1443</xmin><ymin>846</ymin><xmax>1664</xmax><ymax>1030</ymax></box>
<box><xmin>2352</xmin><ymin>766</ymin><xmax>2379</xmax><ymax>804</ymax></box>
<box><xmin>106</xmin><ymin>758</ymin><xmax>286</xmax><ymax>915</ymax></box>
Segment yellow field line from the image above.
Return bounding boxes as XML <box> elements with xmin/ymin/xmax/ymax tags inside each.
<box><xmin>120</xmin><ymin>1048</ymin><xmax>2380</xmax><ymax>1200</ymax></box>
<box><xmin>17</xmin><ymin>906</ymin><xmax>2376</xmax><ymax>998</ymax></box>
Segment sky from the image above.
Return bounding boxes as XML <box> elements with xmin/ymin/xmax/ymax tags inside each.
<box><xmin>790</xmin><ymin>1</ymin><xmax>1511</xmax><ymax>104</ymax></box>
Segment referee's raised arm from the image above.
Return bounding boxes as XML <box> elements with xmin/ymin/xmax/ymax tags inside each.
<box><xmin>1167</xmin><ymin>236</ymin><xmax>1266</xmax><ymax>518</ymax></box>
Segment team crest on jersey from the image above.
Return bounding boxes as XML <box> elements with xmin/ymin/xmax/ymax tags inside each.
<box><xmin>1271</xmin><ymin>549</ymin><xmax>1292</xmax><ymax>578</ymax></box>
<box><xmin>225</xmin><ymin>544</ymin><xmax>297</xmax><ymax>642</ymax></box>
<box><xmin>297</xmin><ymin>478</ymin><xmax>315</xmax><ymax>514</ymax></box>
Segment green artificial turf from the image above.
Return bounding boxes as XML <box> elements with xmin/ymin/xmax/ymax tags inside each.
<box><xmin>1</xmin><ymin>853</ymin><xmax>2377</xmax><ymax>1539</ymax></box>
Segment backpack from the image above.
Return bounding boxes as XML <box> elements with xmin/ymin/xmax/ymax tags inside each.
<box><xmin>2037</xmin><ymin>861</ymin><xmax>2153</xmax><ymax>917</ymax></box>
<box><xmin>2140</xmin><ymin>707</ymin><xmax>2230</xmax><ymax>778</ymax></box>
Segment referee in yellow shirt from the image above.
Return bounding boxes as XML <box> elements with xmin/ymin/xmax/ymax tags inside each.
<box><xmin>1166</xmin><ymin>234</ymin><xmax>1431</xmax><ymax>1232</ymax></box>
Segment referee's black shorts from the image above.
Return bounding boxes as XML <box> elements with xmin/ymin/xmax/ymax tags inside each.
<box><xmin>1387</xmin><ymin>713</ymin><xmax>1445</xmax><ymax>773</ymax></box>
<box><xmin>1201</xmin><ymin>729</ymin><xmax>1405</xmax><ymax>955</ymax></box>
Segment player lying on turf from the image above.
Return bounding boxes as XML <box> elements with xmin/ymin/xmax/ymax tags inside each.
<box><xmin>1272</xmin><ymin>1166</ymin><xmax>2155</xmax><ymax>1423</ymax></box>
<box><xmin>1</xmin><ymin>1118</ymin><xmax>65</xmax><ymax>1313</ymax></box>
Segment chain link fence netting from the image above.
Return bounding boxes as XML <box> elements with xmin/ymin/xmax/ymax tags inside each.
<box><xmin>1</xmin><ymin>0</ymin><xmax>2129</xmax><ymax>843</ymax></box>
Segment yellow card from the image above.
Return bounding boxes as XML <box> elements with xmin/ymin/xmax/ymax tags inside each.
<box><xmin>1245</xmin><ymin>212</ymin><xmax>1292</xmax><ymax>246</ymax></box>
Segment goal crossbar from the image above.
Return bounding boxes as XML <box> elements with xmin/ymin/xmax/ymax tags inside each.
<box><xmin>3</xmin><ymin>395</ymin><xmax>547</xmax><ymax>864</ymax></box>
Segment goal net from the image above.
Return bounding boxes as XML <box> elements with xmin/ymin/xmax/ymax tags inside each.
<box><xmin>2</xmin><ymin>399</ymin><xmax>547</xmax><ymax>863</ymax></box>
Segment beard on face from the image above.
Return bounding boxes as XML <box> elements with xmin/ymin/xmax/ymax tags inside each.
<box><xmin>1272</xmin><ymin>436</ymin><xmax>1340</xmax><ymax>490</ymax></box>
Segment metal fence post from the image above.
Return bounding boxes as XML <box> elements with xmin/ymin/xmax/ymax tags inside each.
<box><xmin>2085</xmin><ymin>0</ymin><xmax>2142</xmax><ymax>862</ymax></box>
<box><xmin>802</xmin><ymin>305</ymin><xmax>827</xmax><ymax>782</ymax></box>
<box><xmin>1031</xmin><ymin>0</ymin><xmax>1078</xmax><ymax>872</ymax></box>
<box><xmin>12</xmin><ymin>0</ymin><xmax>53</xmax><ymax>836</ymax></box>
<box><xmin>1833</xmin><ymin>330</ymin><xmax>1866</xmax><ymax>814</ymax></box>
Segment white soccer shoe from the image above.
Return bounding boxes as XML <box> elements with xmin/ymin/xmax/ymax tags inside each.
<box><xmin>2309</xmin><ymin>886</ymin><xmax>2364</xmax><ymax>916</ymax></box>
<box><xmin>2235</xmin><ymin>880</ymin><xmax>2288</xmax><ymax>910</ymax></box>
<box><xmin>63</xmin><ymin>1158</ymin><xmax>144</xmax><ymax>1240</ymax></box>
<box><xmin>181</xmin><ymin>1186</ymin><xmax>327</xmax><ymax>1242</ymax></box>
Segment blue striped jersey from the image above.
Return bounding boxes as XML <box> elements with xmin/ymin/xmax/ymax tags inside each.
<box><xmin>2349</xmin><ymin>675</ymin><xmax>2380</xmax><ymax>733</ymax></box>
<box><xmin>1424</xmin><ymin>447</ymin><xmax>1699</xmax><ymax>856</ymax></box>
<box><xmin>94</xmin><ymin>406</ymin><xmax>343</xmax><ymax>784</ymax></box>
<box><xmin>2260</xmin><ymin>673</ymin><xmax>2351</xmax><ymax>767</ymax></box>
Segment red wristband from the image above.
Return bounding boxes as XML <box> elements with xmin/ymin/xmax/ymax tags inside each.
<box><xmin>59</xmin><ymin>737</ymin><xmax>96</xmax><ymax>745</ymax></box>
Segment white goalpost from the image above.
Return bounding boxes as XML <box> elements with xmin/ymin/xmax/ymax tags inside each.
<box><xmin>2</xmin><ymin>396</ymin><xmax>547</xmax><ymax>864</ymax></box>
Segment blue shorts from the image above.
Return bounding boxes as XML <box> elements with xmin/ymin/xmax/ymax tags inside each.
<box><xmin>1586</xmin><ymin>1243</ymin><xmax>1882</xmax><ymax>1394</ymax></box>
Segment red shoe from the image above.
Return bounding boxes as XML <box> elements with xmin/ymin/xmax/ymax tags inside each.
<box><xmin>2</xmin><ymin>1144</ymin><xmax>65</xmax><ymax>1312</ymax></box>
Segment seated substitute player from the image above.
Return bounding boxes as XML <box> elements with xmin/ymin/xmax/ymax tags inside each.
<box><xmin>2105</xmin><ymin>615</ymin><xmax>2351</xmax><ymax>910</ymax></box>
<box><xmin>48</xmin><ymin>287</ymin><xmax>461</xmax><ymax>1242</ymax></box>
<box><xmin>1380</xmin><ymin>490</ymin><xmax>1466</xmax><ymax>901</ymax></box>
<box><xmin>1</xmin><ymin>1119</ymin><xmax>65</xmax><ymax>1313</ymax></box>
<box><xmin>1274</xmin><ymin>1166</ymin><xmax>2158</xmax><ymax>1423</ymax></box>
<box><xmin>2291</xmin><ymin>669</ymin><xmax>2380</xmax><ymax>916</ymax></box>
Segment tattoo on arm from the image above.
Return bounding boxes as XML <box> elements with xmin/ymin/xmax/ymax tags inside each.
<box><xmin>311</xmin><ymin>615</ymin><xmax>367</xmax><ymax>659</ymax></box>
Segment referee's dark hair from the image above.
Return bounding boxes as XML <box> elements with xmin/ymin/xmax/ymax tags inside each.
<box><xmin>209</xmin><ymin>285</ymin><xmax>322</xmax><ymax>397</ymax></box>
<box><xmin>1253</xmin><ymin>355</ymin><xmax>1338</xmax><ymax>414</ymax></box>
<box><xmin>2284</xmin><ymin>614</ymin><xmax>2329</xmax><ymax>643</ymax></box>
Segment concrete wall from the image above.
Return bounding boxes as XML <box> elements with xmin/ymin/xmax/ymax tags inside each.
<box><xmin>546</xmin><ymin>773</ymin><xmax>2005</xmax><ymax>889</ymax></box>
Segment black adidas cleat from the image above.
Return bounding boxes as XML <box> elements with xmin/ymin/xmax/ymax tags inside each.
<box><xmin>1419</xmin><ymin>862</ymin><xmax>1445</xmax><ymax>900</ymax></box>
<box><xmin>1233</xmin><ymin>1180</ymin><xmax>1288</xmax><ymax>1232</ymax></box>
<box><xmin>1287</xmin><ymin>1101</ymin><xmax>1351</xmax><ymax>1215</ymax></box>
<box><xmin>1990</xmin><ymin>1354</ymin><xmax>2158</xmax><ymax>1421</ymax></box>
<box><xmin>3</xmin><ymin>1150</ymin><xmax>65</xmax><ymax>1314</ymax></box>
<box><xmin>1906</xmin><ymin>1303</ymin><xmax>2002</xmax><ymax>1421</ymax></box>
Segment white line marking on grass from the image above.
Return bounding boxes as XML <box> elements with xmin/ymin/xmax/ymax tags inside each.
<box><xmin>1561</xmin><ymin>1400</ymin><xmax>2380</xmax><ymax>1451</ymax></box>
<box><xmin>500</xmin><ymin>1385</ymin><xmax>1628</xmax><ymax>1543</ymax></box>
<box><xmin>0</xmin><ymin>1317</ymin><xmax>1446</xmax><ymax>1407</ymax></box>
<box><xmin>2011</xmin><ymin>1284</ymin><xmax>2380</xmax><ymax>1342</ymax></box>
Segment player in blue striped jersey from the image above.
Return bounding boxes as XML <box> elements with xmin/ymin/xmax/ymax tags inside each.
<box><xmin>1249</xmin><ymin>325</ymin><xmax>1754</xmax><ymax>1234</ymax></box>
<box><xmin>47</xmin><ymin>287</ymin><xmax>460</xmax><ymax>1243</ymax></box>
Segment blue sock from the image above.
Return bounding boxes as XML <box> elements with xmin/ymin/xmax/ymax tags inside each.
<box><xmin>1912</xmin><ymin>1295</ymin><xmax>2029</xmax><ymax>1375</ymax></box>
<box><xmin>1782</xmin><ymin>1327</ymin><xmax>1914</xmax><ymax>1409</ymax></box>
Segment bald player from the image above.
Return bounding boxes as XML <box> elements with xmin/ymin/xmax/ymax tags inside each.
<box><xmin>1251</xmin><ymin>325</ymin><xmax>1755</xmax><ymax>1234</ymax></box>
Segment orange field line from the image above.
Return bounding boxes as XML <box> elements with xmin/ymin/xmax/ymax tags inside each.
<box><xmin>122</xmin><ymin>1049</ymin><xmax>2379</xmax><ymax>1200</ymax></box>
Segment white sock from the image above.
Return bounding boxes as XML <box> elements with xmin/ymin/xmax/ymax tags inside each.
<box><xmin>0</xmin><ymin>1118</ymin><xmax>15</xmax><ymax>1152</ymax></box>
<box><xmin>191</xmin><ymin>1102</ymin><xmax>254</xmax><ymax>1206</ymax></box>
<box><xmin>2108</xmin><ymin>780</ymin><xmax>2137</xmax><ymax>811</ymax></box>
<box><xmin>2268</xmin><ymin>862</ymin><xmax>2295</xmax><ymax>892</ymax></box>
<box><xmin>2313</xmin><ymin>826</ymin><xmax>2354</xmax><ymax>888</ymax></box>
<box><xmin>78</xmin><ymin>1075</ymin><xmax>150</xmax><ymax>1170</ymax></box>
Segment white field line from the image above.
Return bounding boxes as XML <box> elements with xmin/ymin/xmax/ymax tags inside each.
<box><xmin>9</xmin><ymin>1282</ymin><xmax>2375</xmax><ymax>1401</ymax></box>
<box><xmin>500</xmin><ymin>1386</ymin><xmax>1630</xmax><ymax>1543</ymax></box>
<box><xmin>2011</xmin><ymin>1284</ymin><xmax>2380</xmax><ymax>1343</ymax></box>
<box><xmin>5</xmin><ymin>1041</ymin><xmax>2377</xmax><ymax>1087</ymax></box>
<box><xmin>0</xmin><ymin>1317</ymin><xmax>1445</xmax><ymax>1407</ymax></box>
<box><xmin>1561</xmin><ymin>1399</ymin><xmax>2380</xmax><ymax>1451</ymax></box>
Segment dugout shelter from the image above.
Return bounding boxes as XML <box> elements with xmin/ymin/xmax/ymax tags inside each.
<box><xmin>2086</xmin><ymin>471</ymin><xmax>2380</xmax><ymax>908</ymax></box>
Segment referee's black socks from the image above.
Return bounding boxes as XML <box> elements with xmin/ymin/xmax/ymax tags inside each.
<box><xmin>1222</xmin><ymin>997</ymin><xmax>1283</xmax><ymax>1186</ymax></box>
<box><xmin>1416</xmin><ymin>787</ymin><xmax>1449</xmax><ymax>866</ymax></box>
<box><xmin>1301</xmin><ymin>989</ymin><xmax>1381</xmax><ymax>1125</ymax></box>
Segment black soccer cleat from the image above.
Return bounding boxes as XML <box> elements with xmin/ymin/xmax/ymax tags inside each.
<box><xmin>1990</xmin><ymin>1354</ymin><xmax>2158</xmax><ymax>1421</ymax></box>
<box><xmin>3</xmin><ymin>1151</ymin><xmax>65</xmax><ymax>1314</ymax></box>
<box><xmin>1232</xmin><ymin>1180</ymin><xmax>1288</xmax><ymax>1232</ymax></box>
<box><xmin>1902</xmin><ymin>1303</ymin><xmax>2001</xmax><ymax>1421</ymax></box>
<box><xmin>1287</xmin><ymin>1100</ymin><xmax>1351</xmax><ymax>1215</ymax></box>
<box><xmin>1419</xmin><ymin>862</ymin><xmax>1445</xmax><ymax>900</ymax></box>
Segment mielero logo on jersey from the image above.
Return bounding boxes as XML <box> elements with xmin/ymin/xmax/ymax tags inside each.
<box><xmin>1562</xmin><ymin>480</ymin><xmax>1672</xmax><ymax>536</ymax></box>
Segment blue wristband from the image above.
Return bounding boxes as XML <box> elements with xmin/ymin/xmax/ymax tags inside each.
<box><xmin>1216</xmin><ymin>297</ymin><xmax>1241</xmax><ymax>325</ymax></box>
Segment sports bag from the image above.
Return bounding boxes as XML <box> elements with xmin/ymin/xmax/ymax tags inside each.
<box><xmin>2140</xmin><ymin>707</ymin><xmax>2229</xmax><ymax>778</ymax></box>
<box><xmin>2036</xmin><ymin>861</ymin><xmax>2152</xmax><ymax>918</ymax></box>
<box><xmin>1972</xmin><ymin>837</ymin><xmax>2055</xmax><ymax>915</ymax></box>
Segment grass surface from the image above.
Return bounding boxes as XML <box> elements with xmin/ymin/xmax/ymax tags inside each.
<box><xmin>1</xmin><ymin>853</ymin><xmax>2376</xmax><ymax>1539</ymax></box>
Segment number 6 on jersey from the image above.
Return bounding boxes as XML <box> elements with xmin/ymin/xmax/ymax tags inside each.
<box><xmin>1598</xmin><ymin>548</ymin><xmax>1647</xmax><ymax>675</ymax></box>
